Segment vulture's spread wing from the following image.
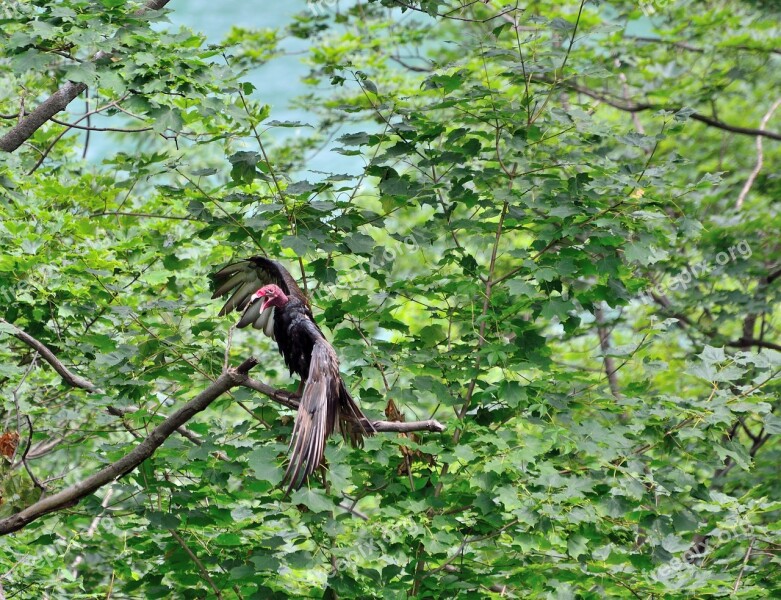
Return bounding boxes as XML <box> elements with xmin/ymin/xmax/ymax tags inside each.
<box><xmin>211</xmin><ymin>256</ymin><xmax>308</xmax><ymax>316</ymax></box>
<box><xmin>235</xmin><ymin>300</ymin><xmax>276</xmax><ymax>338</ymax></box>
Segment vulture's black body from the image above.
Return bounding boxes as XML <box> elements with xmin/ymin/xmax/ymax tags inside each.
<box><xmin>274</xmin><ymin>295</ymin><xmax>318</xmax><ymax>380</ymax></box>
<box><xmin>211</xmin><ymin>257</ymin><xmax>372</xmax><ymax>492</ymax></box>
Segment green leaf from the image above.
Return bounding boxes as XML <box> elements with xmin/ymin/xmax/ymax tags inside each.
<box><xmin>345</xmin><ymin>233</ymin><xmax>374</xmax><ymax>255</ymax></box>
<box><xmin>247</xmin><ymin>446</ymin><xmax>283</xmax><ymax>485</ymax></box>
<box><xmin>147</xmin><ymin>511</ymin><xmax>180</xmax><ymax>530</ymax></box>
<box><xmin>150</xmin><ymin>107</ymin><xmax>184</xmax><ymax>134</ymax></box>
<box><xmin>290</xmin><ymin>488</ymin><xmax>334</xmax><ymax>513</ymax></box>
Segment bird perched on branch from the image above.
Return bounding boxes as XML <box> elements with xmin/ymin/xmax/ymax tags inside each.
<box><xmin>211</xmin><ymin>257</ymin><xmax>374</xmax><ymax>493</ymax></box>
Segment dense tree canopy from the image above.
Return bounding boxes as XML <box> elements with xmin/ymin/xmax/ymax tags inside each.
<box><xmin>1</xmin><ymin>0</ymin><xmax>779</xmax><ymax>597</ymax></box>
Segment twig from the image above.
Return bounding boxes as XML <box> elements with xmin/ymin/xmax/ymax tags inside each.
<box><xmin>21</xmin><ymin>416</ymin><xmax>48</xmax><ymax>494</ymax></box>
<box><xmin>241</xmin><ymin>377</ymin><xmax>444</xmax><ymax>432</ymax></box>
<box><xmin>528</xmin><ymin>74</ymin><xmax>781</xmax><ymax>141</ymax></box>
<box><xmin>1</xmin><ymin>318</ymin><xmax>97</xmax><ymax>391</ymax></box>
<box><xmin>170</xmin><ymin>530</ymin><xmax>224</xmax><ymax>599</ymax></box>
<box><xmin>625</xmin><ymin>35</ymin><xmax>780</xmax><ymax>56</ymax></box>
<box><xmin>427</xmin><ymin>518</ymin><xmax>521</xmax><ymax>575</ymax></box>
<box><xmin>733</xmin><ymin>538</ymin><xmax>755</xmax><ymax>594</ymax></box>
<box><xmin>338</xmin><ymin>501</ymin><xmax>369</xmax><ymax>521</ymax></box>
<box><xmin>90</xmin><ymin>212</ymin><xmax>199</xmax><ymax>221</ymax></box>
<box><xmin>595</xmin><ymin>306</ymin><xmax>622</xmax><ymax>400</ymax></box>
<box><xmin>70</xmin><ymin>488</ymin><xmax>115</xmax><ymax>571</ymax></box>
<box><xmin>736</xmin><ymin>97</ymin><xmax>781</xmax><ymax>209</ymax></box>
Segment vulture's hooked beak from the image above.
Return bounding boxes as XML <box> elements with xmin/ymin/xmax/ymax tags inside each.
<box><xmin>252</xmin><ymin>290</ymin><xmax>273</xmax><ymax>312</ymax></box>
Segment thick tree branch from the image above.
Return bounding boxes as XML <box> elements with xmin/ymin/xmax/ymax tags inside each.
<box><xmin>726</xmin><ymin>338</ymin><xmax>781</xmax><ymax>353</ymax></box>
<box><xmin>240</xmin><ymin>377</ymin><xmax>445</xmax><ymax>433</ymax></box>
<box><xmin>0</xmin><ymin>359</ymin><xmax>257</xmax><ymax>536</ymax></box>
<box><xmin>0</xmin><ymin>0</ymin><xmax>171</xmax><ymax>153</ymax></box>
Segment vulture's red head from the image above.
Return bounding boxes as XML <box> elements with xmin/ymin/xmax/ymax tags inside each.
<box><xmin>252</xmin><ymin>284</ymin><xmax>289</xmax><ymax>311</ymax></box>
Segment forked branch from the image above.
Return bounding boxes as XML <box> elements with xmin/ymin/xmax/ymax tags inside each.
<box><xmin>0</xmin><ymin>323</ymin><xmax>444</xmax><ymax>536</ymax></box>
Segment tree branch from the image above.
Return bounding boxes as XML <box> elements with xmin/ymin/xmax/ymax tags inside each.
<box><xmin>1</xmin><ymin>318</ymin><xmax>97</xmax><ymax>392</ymax></box>
<box><xmin>1</xmin><ymin>318</ymin><xmax>213</xmax><ymax>450</ymax></box>
<box><xmin>0</xmin><ymin>319</ymin><xmax>444</xmax><ymax>535</ymax></box>
<box><xmin>531</xmin><ymin>75</ymin><xmax>781</xmax><ymax>141</ymax></box>
<box><xmin>170</xmin><ymin>529</ymin><xmax>224</xmax><ymax>599</ymax></box>
<box><xmin>735</xmin><ymin>97</ymin><xmax>781</xmax><ymax>209</ymax></box>
<box><xmin>595</xmin><ymin>306</ymin><xmax>622</xmax><ymax>400</ymax></box>
<box><xmin>0</xmin><ymin>0</ymin><xmax>171</xmax><ymax>153</ymax></box>
<box><xmin>726</xmin><ymin>338</ymin><xmax>781</xmax><ymax>353</ymax></box>
<box><xmin>625</xmin><ymin>35</ymin><xmax>781</xmax><ymax>56</ymax></box>
<box><xmin>240</xmin><ymin>377</ymin><xmax>445</xmax><ymax>433</ymax></box>
<box><xmin>0</xmin><ymin>361</ymin><xmax>255</xmax><ymax>536</ymax></box>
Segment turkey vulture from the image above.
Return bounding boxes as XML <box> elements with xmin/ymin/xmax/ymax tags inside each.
<box><xmin>211</xmin><ymin>257</ymin><xmax>374</xmax><ymax>492</ymax></box>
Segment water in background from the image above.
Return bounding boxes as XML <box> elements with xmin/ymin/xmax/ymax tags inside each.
<box><xmin>88</xmin><ymin>0</ymin><xmax>354</xmax><ymax>175</ymax></box>
<box><xmin>169</xmin><ymin>0</ymin><xmax>309</xmax><ymax>125</ymax></box>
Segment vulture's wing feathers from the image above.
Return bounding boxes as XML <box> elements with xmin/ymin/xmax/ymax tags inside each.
<box><xmin>283</xmin><ymin>338</ymin><xmax>340</xmax><ymax>494</ymax></box>
<box><xmin>211</xmin><ymin>256</ymin><xmax>308</xmax><ymax>316</ymax></box>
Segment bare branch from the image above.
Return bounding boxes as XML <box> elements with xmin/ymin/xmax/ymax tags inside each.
<box><xmin>726</xmin><ymin>338</ymin><xmax>781</xmax><ymax>353</ymax></box>
<box><xmin>1</xmin><ymin>318</ymin><xmax>97</xmax><ymax>392</ymax></box>
<box><xmin>0</xmin><ymin>0</ymin><xmax>171</xmax><ymax>153</ymax></box>
<box><xmin>1</xmin><ymin>318</ymin><xmax>216</xmax><ymax>451</ymax></box>
<box><xmin>0</xmin><ymin>365</ymin><xmax>252</xmax><ymax>536</ymax></box>
<box><xmin>733</xmin><ymin>538</ymin><xmax>755</xmax><ymax>594</ymax></box>
<box><xmin>736</xmin><ymin>97</ymin><xmax>781</xmax><ymax>209</ymax></box>
<box><xmin>20</xmin><ymin>416</ymin><xmax>48</xmax><ymax>494</ymax></box>
<box><xmin>625</xmin><ymin>35</ymin><xmax>781</xmax><ymax>56</ymax></box>
<box><xmin>170</xmin><ymin>530</ymin><xmax>224</xmax><ymax>599</ymax></box>
<box><xmin>240</xmin><ymin>377</ymin><xmax>446</xmax><ymax>433</ymax></box>
<box><xmin>338</xmin><ymin>500</ymin><xmax>369</xmax><ymax>521</ymax></box>
<box><xmin>369</xmin><ymin>419</ymin><xmax>445</xmax><ymax>433</ymax></box>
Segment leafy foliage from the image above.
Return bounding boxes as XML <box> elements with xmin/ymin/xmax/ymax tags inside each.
<box><xmin>0</xmin><ymin>0</ymin><xmax>779</xmax><ymax>598</ymax></box>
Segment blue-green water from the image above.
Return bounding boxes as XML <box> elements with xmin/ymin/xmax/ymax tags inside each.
<box><xmin>89</xmin><ymin>0</ymin><xmax>351</xmax><ymax>175</ymax></box>
<box><xmin>169</xmin><ymin>0</ymin><xmax>309</xmax><ymax>125</ymax></box>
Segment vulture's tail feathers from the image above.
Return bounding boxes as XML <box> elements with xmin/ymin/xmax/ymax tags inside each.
<box><xmin>338</xmin><ymin>381</ymin><xmax>375</xmax><ymax>446</ymax></box>
<box><xmin>282</xmin><ymin>342</ymin><xmax>338</xmax><ymax>495</ymax></box>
